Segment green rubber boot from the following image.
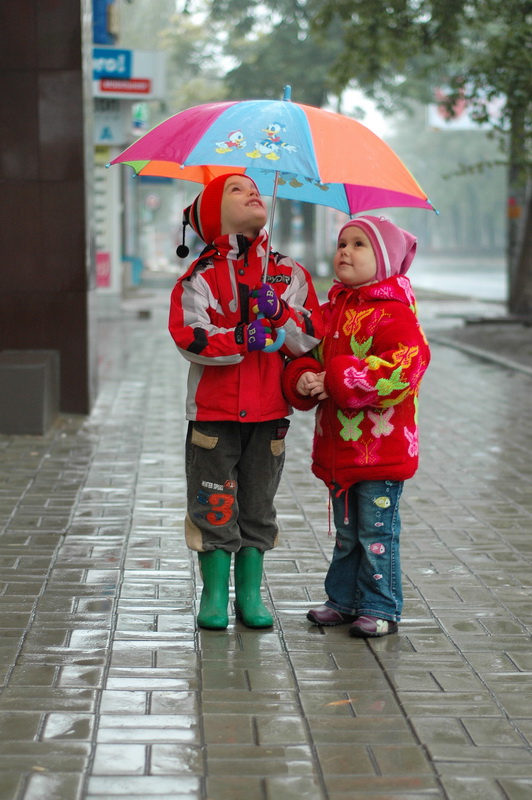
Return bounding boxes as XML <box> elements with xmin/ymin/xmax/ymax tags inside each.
<box><xmin>234</xmin><ymin>547</ymin><xmax>274</xmax><ymax>628</ymax></box>
<box><xmin>197</xmin><ymin>550</ymin><xmax>232</xmax><ymax>630</ymax></box>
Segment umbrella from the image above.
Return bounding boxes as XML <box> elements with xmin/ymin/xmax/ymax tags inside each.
<box><xmin>109</xmin><ymin>86</ymin><xmax>435</xmax><ymax>352</ymax></box>
<box><xmin>109</xmin><ymin>86</ymin><xmax>435</xmax><ymax>219</ymax></box>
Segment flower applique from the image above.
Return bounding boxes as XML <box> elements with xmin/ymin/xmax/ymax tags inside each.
<box><xmin>368</xmin><ymin>407</ymin><xmax>395</xmax><ymax>437</ymax></box>
<box><xmin>404</xmin><ymin>426</ymin><xmax>418</xmax><ymax>456</ymax></box>
<box><xmin>350</xmin><ymin>336</ymin><xmax>372</xmax><ymax>359</ymax></box>
<box><xmin>376</xmin><ymin>366</ymin><xmax>409</xmax><ymax>397</ymax></box>
<box><xmin>343</xmin><ymin>364</ymin><xmax>375</xmax><ymax>393</ymax></box>
<box><xmin>337</xmin><ymin>409</ymin><xmax>364</xmax><ymax>441</ymax></box>
<box><xmin>397</xmin><ymin>276</ymin><xmax>417</xmax><ymax>307</ymax></box>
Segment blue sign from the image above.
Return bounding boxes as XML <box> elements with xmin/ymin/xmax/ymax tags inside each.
<box><xmin>93</xmin><ymin>0</ymin><xmax>116</xmax><ymax>45</ymax></box>
<box><xmin>93</xmin><ymin>48</ymin><xmax>132</xmax><ymax>80</ymax></box>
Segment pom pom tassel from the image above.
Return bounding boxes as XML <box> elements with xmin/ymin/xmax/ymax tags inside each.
<box><xmin>176</xmin><ymin>220</ymin><xmax>189</xmax><ymax>258</ymax></box>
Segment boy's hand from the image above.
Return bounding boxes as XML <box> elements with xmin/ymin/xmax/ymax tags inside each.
<box><xmin>251</xmin><ymin>282</ymin><xmax>282</xmax><ymax>320</ymax></box>
<box><xmin>241</xmin><ymin>319</ymin><xmax>273</xmax><ymax>351</ymax></box>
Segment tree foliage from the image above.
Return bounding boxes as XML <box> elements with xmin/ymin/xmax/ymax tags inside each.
<box><xmin>158</xmin><ymin>13</ymin><xmax>227</xmax><ymax>112</ymax></box>
<box><xmin>383</xmin><ymin>105</ymin><xmax>506</xmax><ymax>253</ymax></box>
<box><xmin>310</xmin><ymin>0</ymin><xmax>532</xmax><ymax>312</ymax></box>
<box><xmin>208</xmin><ymin>0</ymin><xmax>338</xmax><ymax>106</ymax></box>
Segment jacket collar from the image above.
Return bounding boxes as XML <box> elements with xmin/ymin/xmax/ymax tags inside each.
<box><xmin>213</xmin><ymin>229</ymin><xmax>269</xmax><ymax>261</ymax></box>
<box><xmin>328</xmin><ymin>275</ymin><xmax>416</xmax><ymax>309</ymax></box>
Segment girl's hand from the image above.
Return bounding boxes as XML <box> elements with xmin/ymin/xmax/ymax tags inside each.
<box><xmin>309</xmin><ymin>371</ymin><xmax>328</xmax><ymax>400</ymax></box>
<box><xmin>296</xmin><ymin>371</ymin><xmax>328</xmax><ymax>399</ymax></box>
<box><xmin>296</xmin><ymin>371</ymin><xmax>316</xmax><ymax>396</ymax></box>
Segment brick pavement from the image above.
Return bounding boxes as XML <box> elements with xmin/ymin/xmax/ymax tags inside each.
<box><xmin>1</xmin><ymin>288</ymin><xmax>532</xmax><ymax>800</ymax></box>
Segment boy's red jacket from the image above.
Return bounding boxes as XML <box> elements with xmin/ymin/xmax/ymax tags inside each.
<box><xmin>169</xmin><ymin>230</ymin><xmax>324</xmax><ymax>421</ymax></box>
<box><xmin>282</xmin><ymin>276</ymin><xmax>431</xmax><ymax>489</ymax></box>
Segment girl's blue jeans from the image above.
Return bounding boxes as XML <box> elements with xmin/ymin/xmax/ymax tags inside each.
<box><xmin>324</xmin><ymin>480</ymin><xmax>404</xmax><ymax>622</ymax></box>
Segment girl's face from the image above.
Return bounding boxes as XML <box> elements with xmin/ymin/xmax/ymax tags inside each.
<box><xmin>220</xmin><ymin>176</ymin><xmax>267</xmax><ymax>238</ymax></box>
<box><xmin>333</xmin><ymin>225</ymin><xmax>377</xmax><ymax>287</ymax></box>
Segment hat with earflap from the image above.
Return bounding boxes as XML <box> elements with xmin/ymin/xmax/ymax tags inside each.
<box><xmin>176</xmin><ymin>172</ymin><xmax>258</xmax><ymax>258</ymax></box>
<box><xmin>338</xmin><ymin>216</ymin><xmax>417</xmax><ymax>281</ymax></box>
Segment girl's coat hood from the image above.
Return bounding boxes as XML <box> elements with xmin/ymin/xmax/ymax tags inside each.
<box><xmin>327</xmin><ymin>275</ymin><xmax>418</xmax><ymax>312</ymax></box>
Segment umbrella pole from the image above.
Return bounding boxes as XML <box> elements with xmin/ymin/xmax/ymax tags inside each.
<box><xmin>258</xmin><ymin>168</ymin><xmax>286</xmax><ymax>353</ymax></box>
<box><xmin>263</xmin><ymin>170</ymin><xmax>280</xmax><ymax>283</ymax></box>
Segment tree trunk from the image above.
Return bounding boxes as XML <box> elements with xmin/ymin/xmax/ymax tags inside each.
<box><xmin>506</xmin><ymin>107</ymin><xmax>531</xmax><ymax>315</ymax></box>
<box><xmin>508</xmin><ymin>189</ymin><xmax>532</xmax><ymax>316</ymax></box>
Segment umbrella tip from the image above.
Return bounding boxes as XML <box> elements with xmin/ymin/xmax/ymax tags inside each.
<box><xmin>283</xmin><ymin>85</ymin><xmax>292</xmax><ymax>101</ymax></box>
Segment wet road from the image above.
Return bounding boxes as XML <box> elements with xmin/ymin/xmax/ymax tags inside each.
<box><xmin>412</xmin><ymin>253</ymin><xmax>506</xmax><ymax>302</ymax></box>
<box><xmin>1</xmin><ymin>288</ymin><xmax>531</xmax><ymax>800</ymax></box>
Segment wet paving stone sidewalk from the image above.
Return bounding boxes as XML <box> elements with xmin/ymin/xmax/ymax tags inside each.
<box><xmin>1</xmin><ymin>289</ymin><xmax>532</xmax><ymax>799</ymax></box>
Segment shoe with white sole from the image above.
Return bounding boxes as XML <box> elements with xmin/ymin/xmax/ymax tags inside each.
<box><xmin>348</xmin><ymin>615</ymin><xmax>398</xmax><ymax>638</ymax></box>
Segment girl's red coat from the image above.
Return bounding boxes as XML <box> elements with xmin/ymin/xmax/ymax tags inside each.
<box><xmin>282</xmin><ymin>276</ymin><xmax>431</xmax><ymax>490</ymax></box>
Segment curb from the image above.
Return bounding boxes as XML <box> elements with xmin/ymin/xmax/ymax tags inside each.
<box><xmin>429</xmin><ymin>333</ymin><xmax>532</xmax><ymax>377</ymax></box>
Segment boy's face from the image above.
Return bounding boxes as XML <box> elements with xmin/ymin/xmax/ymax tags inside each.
<box><xmin>220</xmin><ymin>175</ymin><xmax>267</xmax><ymax>238</ymax></box>
<box><xmin>333</xmin><ymin>225</ymin><xmax>377</xmax><ymax>287</ymax></box>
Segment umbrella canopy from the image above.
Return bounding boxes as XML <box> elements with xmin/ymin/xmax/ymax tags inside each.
<box><xmin>109</xmin><ymin>89</ymin><xmax>435</xmax><ymax>216</ymax></box>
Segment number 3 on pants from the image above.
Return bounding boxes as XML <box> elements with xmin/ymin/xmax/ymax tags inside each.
<box><xmin>205</xmin><ymin>492</ymin><xmax>235</xmax><ymax>526</ymax></box>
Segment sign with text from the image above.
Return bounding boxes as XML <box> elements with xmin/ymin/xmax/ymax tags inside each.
<box><xmin>93</xmin><ymin>48</ymin><xmax>132</xmax><ymax>80</ymax></box>
<box><xmin>99</xmin><ymin>79</ymin><xmax>152</xmax><ymax>94</ymax></box>
<box><xmin>92</xmin><ymin>47</ymin><xmax>166</xmax><ymax>100</ymax></box>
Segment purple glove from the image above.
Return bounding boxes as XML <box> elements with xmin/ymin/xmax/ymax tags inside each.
<box><xmin>236</xmin><ymin>319</ymin><xmax>273</xmax><ymax>352</ymax></box>
<box><xmin>251</xmin><ymin>282</ymin><xmax>281</xmax><ymax>319</ymax></box>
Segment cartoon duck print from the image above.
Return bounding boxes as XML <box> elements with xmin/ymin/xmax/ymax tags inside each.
<box><xmin>215</xmin><ymin>130</ymin><xmax>247</xmax><ymax>154</ymax></box>
<box><xmin>247</xmin><ymin>122</ymin><xmax>297</xmax><ymax>161</ymax></box>
<box><xmin>278</xmin><ymin>174</ymin><xmax>330</xmax><ymax>192</ymax></box>
<box><xmin>278</xmin><ymin>174</ymin><xmax>304</xmax><ymax>188</ymax></box>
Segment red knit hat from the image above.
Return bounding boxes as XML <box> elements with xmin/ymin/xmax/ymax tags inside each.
<box><xmin>176</xmin><ymin>173</ymin><xmax>260</xmax><ymax>257</ymax></box>
<box><xmin>338</xmin><ymin>216</ymin><xmax>417</xmax><ymax>281</ymax></box>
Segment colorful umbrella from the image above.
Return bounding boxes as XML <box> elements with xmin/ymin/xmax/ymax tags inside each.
<box><xmin>110</xmin><ymin>88</ymin><xmax>435</xmax><ymax>353</ymax></box>
<box><xmin>109</xmin><ymin>86</ymin><xmax>435</xmax><ymax>217</ymax></box>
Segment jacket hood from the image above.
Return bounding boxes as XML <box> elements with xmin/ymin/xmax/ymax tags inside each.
<box><xmin>327</xmin><ymin>275</ymin><xmax>417</xmax><ymax>310</ymax></box>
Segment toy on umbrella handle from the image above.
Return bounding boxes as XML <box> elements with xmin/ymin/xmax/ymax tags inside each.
<box><xmin>251</xmin><ymin>283</ymin><xmax>286</xmax><ymax>353</ymax></box>
<box><xmin>257</xmin><ymin>313</ymin><xmax>286</xmax><ymax>352</ymax></box>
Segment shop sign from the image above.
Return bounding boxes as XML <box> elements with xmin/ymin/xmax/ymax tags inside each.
<box><xmin>93</xmin><ymin>48</ymin><xmax>132</xmax><ymax>80</ymax></box>
<box><xmin>93</xmin><ymin>47</ymin><xmax>166</xmax><ymax>100</ymax></box>
<box><xmin>96</xmin><ymin>252</ymin><xmax>111</xmax><ymax>288</ymax></box>
<box><xmin>100</xmin><ymin>79</ymin><xmax>151</xmax><ymax>94</ymax></box>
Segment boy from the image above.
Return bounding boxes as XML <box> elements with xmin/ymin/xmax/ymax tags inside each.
<box><xmin>282</xmin><ymin>216</ymin><xmax>430</xmax><ymax>638</ymax></box>
<box><xmin>169</xmin><ymin>173</ymin><xmax>323</xmax><ymax>630</ymax></box>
